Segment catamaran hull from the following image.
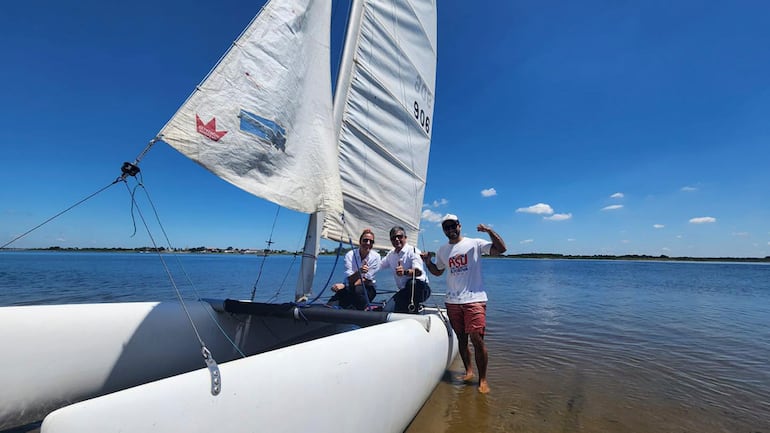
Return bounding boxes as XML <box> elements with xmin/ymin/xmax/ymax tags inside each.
<box><xmin>0</xmin><ymin>301</ymin><xmax>338</xmax><ymax>430</ymax></box>
<box><xmin>41</xmin><ymin>314</ymin><xmax>457</xmax><ymax>433</ymax></box>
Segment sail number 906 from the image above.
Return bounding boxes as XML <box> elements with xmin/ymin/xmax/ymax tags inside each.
<box><xmin>414</xmin><ymin>101</ymin><xmax>430</xmax><ymax>134</ymax></box>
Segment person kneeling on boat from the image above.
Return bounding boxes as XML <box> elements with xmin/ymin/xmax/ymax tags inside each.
<box><xmin>327</xmin><ymin>229</ymin><xmax>381</xmax><ymax>310</ymax></box>
<box><xmin>380</xmin><ymin>226</ymin><xmax>430</xmax><ymax>313</ymax></box>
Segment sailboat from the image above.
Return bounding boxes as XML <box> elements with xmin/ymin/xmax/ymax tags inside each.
<box><xmin>0</xmin><ymin>0</ymin><xmax>457</xmax><ymax>432</ymax></box>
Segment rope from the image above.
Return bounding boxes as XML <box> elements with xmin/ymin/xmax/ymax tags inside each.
<box><xmin>121</xmin><ymin>181</ymin><xmax>208</xmax><ymax>348</ymax></box>
<box><xmin>1</xmin><ymin>179</ymin><xmax>121</xmax><ymax>249</ymax></box>
<box><xmin>250</xmin><ymin>205</ymin><xmax>281</xmax><ymax>301</ymax></box>
<box><xmin>305</xmin><ymin>239</ymin><xmax>345</xmax><ymax>305</ymax></box>
<box><xmin>408</xmin><ymin>246</ymin><xmax>417</xmax><ymax>312</ymax></box>
<box><xmin>263</xmin><ymin>253</ymin><xmax>299</xmax><ymax>303</ymax></box>
<box><xmin>127</xmin><ymin>179</ymin><xmax>246</xmax><ymax>358</ymax></box>
<box><xmin>408</xmin><ymin>277</ymin><xmax>416</xmax><ymax>312</ymax></box>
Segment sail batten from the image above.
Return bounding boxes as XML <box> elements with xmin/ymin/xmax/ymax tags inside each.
<box><xmin>341</xmin><ymin>117</ymin><xmax>427</xmax><ymax>184</ymax></box>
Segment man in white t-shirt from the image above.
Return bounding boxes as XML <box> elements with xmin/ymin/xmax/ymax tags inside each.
<box><xmin>380</xmin><ymin>226</ymin><xmax>430</xmax><ymax>313</ymax></box>
<box><xmin>422</xmin><ymin>214</ymin><xmax>506</xmax><ymax>394</ymax></box>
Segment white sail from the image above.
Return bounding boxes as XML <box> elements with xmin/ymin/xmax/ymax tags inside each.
<box><xmin>159</xmin><ymin>0</ymin><xmax>343</xmax><ymax>214</ymax></box>
<box><xmin>0</xmin><ymin>2</ymin><xmax>459</xmax><ymax>431</ymax></box>
<box><xmin>323</xmin><ymin>0</ymin><xmax>437</xmax><ymax>248</ymax></box>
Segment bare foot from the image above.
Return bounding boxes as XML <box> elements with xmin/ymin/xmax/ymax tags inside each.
<box><xmin>456</xmin><ymin>372</ymin><xmax>475</xmax><ymax>383</ymax></box>
<box><xmin>478</xmin><ymin>379</ymin><xmax>490</xmax><ymax>394</ymax></box>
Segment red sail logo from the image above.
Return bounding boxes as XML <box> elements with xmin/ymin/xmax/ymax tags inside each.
<box><xmin>196</xmin><ymin>115</ymin><xmax>228</xmax><ymax>141</ymax></box>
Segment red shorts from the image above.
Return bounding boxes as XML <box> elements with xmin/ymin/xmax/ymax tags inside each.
<box><xmin>445</xmin><ymin>302</ymin><xmax>487</xmax><ymax>336</ymax></box>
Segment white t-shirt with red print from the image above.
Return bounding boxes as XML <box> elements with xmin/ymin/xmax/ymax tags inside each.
<box><xmin>435</xmin><ymin>237</ymin><xmax>492</xmax><ymax>304</ymax></box>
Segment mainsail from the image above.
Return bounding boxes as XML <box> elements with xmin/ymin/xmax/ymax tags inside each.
<box><xmin>323</xmin><ymin>0</ymin><xmax>437</xmax><ymax>248</ymax></box>
<box><xmin>159</xmin><ymin>0</ymin><xmax>343</xmax><ymax>215</ymax></box>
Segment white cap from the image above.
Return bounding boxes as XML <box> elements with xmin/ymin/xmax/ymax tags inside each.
<box><xmin>441</xmin><ymin>214</ymin><xmax>459</xmax><ymax>224</ymax></box>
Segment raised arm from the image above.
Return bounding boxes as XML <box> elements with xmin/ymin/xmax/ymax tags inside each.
<box><xmin>477</xmin><ymin>224</ymin><xmax>507</xmax><ymax>256</ymax></box>
<box><xmin>419</xmin><ymin>251</ymin><xmax>444</xmax><ymax>276</ymax></box>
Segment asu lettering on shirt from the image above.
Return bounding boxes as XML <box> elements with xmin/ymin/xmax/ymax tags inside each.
<box><xmin>448</xmin><ymin>253</ymin><xmax>469</xmax><ymax>274</ymax></box>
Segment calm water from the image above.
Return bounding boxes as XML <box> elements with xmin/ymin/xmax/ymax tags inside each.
<box><xmin>2</xmin><ymin>252</ymin><xmax>769</xmax><ymax>432</ymax></box>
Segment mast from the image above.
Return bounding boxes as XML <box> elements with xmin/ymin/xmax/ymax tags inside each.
<box><xmin>332</xmin><ymin>0</ymin><xmax>366</xmax><ymax>132</ymax></box>
<box><xmin>296</xmin><ymin>0</ymin><xmax>366</xmax><ymax>299</ymax></box>
<box><xmin>295</xmin><ymin>212</ymin><xmax>323</xmax><ymax>300</ymax></box>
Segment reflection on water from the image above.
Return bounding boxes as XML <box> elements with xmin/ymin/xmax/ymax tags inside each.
<box><xmin>2</xmin><ymin>254</ymin><xmax>769</xmax><ymax>432</ymax></box>
<box><xmin>407</xmin><ymin>259</ymin><xmax>770</xmax><ymax>433</ymax></box>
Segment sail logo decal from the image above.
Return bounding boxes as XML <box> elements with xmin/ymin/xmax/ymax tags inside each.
<box><xmin>196</xmin><ymin>115</ymin><xmax>228</xmax><ymax>141</ymax></box>
<box><xmin>238</xmin><ymin>109</ymin><xmax>287</xmax><ymax>151</ymax></box>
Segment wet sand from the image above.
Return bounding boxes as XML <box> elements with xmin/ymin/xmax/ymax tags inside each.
<box><xmin>407</xmin><ymin>353</ymin><xmax>768</xmax><ymax>433</ymax></box>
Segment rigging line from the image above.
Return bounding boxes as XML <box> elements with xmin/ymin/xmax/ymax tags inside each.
<box><xmin>264</xmin><ymin>253</ymin><xmax>299</xmax><ymax>303</ymax></box>
<box><xmin>123</xmin><ymin>137</ymin><xmax>162</xmax><ymax>177</ymax></box>
<box><xmin>419</xmin><ymin>228</ymin><xmax>427</xmax><ymax>254</ymax></box>
<box><xmin>250</xmin><ymin>205</ymin><xmax>281</xmax><ymax>301</ymax></box>
<box><xmin>409</xmin><ymin>245</ymin><xmax>417</xmax><ymax>312</ymax></box>
<box><xmin>306</xmin><ymin>238</ymin><xmax>345</xmax><ymax>305</ymax></box>
<box><xmin>1</xmin><ymin>179</ymin><xmax>121</xmax><ymax>249</ymax></box>
<box><xmin>125</xmin><ymin>171</ymin><xmax>149</xmax><ymax>238</ymax></box>
<box><xmin>131</xmin><ymin>180</ymin><xmax>246</xmax><ymax>358</ymax></box>
<box><xmin>304</xmin><ymin>211</ymin><xmax>348</xmax><ymax>305</ymax></box>
<box><xmin>120</xmin><ymin>182</ymin><xmax>202</xmax><ymax>342</ymax></box>
<box><xmin>124</xmin><ymin>181</ymin><xmax>246</xmax><ymax>359</ymax></box>
<box><xmin>261</xmin><ymin>223</ymin><xmax>307</xmax><ymax>303</ymax></box>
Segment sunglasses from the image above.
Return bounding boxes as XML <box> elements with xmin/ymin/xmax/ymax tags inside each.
<box><xmin>390</xmin><ymin>234</ymin><xmax>405</xmax><ymax>241</ymax></box>
<box><xmin>361</xmin><ymin>239</ymin><xmax>375</xmax><ymax>244</ymax></box>
<box><xmin>442</xmin><ymin>223</ymin><xmax>458</xmax><ymax>231</ymax></box>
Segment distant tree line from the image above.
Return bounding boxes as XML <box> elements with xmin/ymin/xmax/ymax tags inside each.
<box><xmin>506</xmin><ymin>253</ymin><xmax>770</xmax><ymax>262</ymax></box>
<box><xmin>5</xmin><ymin>247</ymin><xmax>767</xmax><ymax>262</ymax></box>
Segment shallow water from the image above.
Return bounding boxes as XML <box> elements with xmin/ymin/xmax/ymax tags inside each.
<box><xmin>407</xmin><ymin>259</ymin><xmax>770</xmax><ymax>433</ymax></box>
<box><xmin>2</xmin><ymin>253</ymin><xmax>769</xmax><ymax>432</ymax></box>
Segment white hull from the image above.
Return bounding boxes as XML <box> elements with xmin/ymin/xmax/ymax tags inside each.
<box><xmin>41</xmin><ymin>315</ymin><xmax>456</xmax><ymax>433</ymax></box>
<box><xmin>0</xmin><ymin>301</ymin><xmax>338</xmax><ymax>430</ymax></box>
<box><xmin>1</xmin><ymin>302</ymin><xmax>457</xmax><ymax>432</ymax></box>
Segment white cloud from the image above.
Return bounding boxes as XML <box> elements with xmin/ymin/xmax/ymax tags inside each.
<box><xmin>681</xmin><ymin>186</ymin><xmax>698</xmax><ymax>192</ymax></box>
<box><xmin>621</xmin><ymin>239</ymin><xmax>630</xmax><ymax>244</ymax></box>
<box><xmin>601</xmin><ymin>204</ymin><xmax>624</xmax><ymax>211</ymax></box>
<box><xmin>689</xmin><ymin>216</ymin><xmax>716</xmax><ymax>224</ymax></box>
<box><xmin>567</xmin><ymin>238</ymin><xmax>576</xmax><ymax>242</ymax></box>
<box><xmin>653</xmin><ymin>224</ymin><xmax>664</xmax><ymax>229</ymax></box>
<box><xmin>610</xmin><ymin>192</ymin><xmax>624</xmax><ymax>199</ymax></box>
<box><xmin>731</xmin><ymin>232</ymin><xmax>749</xmax><ymax>237</ymax></box>
<box><xmin>421</xmin><ymin>209</ymin><xmax>443</xmax><ymax>222</ymax></box>
<box><xmin>676</xmin><ymin>235</ymin><xmax>683</xmax><ymax>239</ymax></box>
<box><xmin>520</xmin><ymin>239</ymin><xmax>534</xmax><ymax>244</ymax></box>
<box><xmin>481</xmin><ymin>188</ymin><xmax>497</xmax><ymax>197</ymax></box>
<box><xmin>516</xmin><ymin>203</ymin><xmax>554</xmax><ymax>215</ymax></box>
<box><xmin>545</xmin><ymin>213</ymin><xmax>572</xmax><ymax>221</ymax></box>
<box><xmin>662</xmin><ymin>247</ymin><xmax>671</xmax><ymax>251</ymax></box>
<box><xmin>425</xmin><ymin>198</ymin><xmax>448</xmax><ymax>208</ymax></box>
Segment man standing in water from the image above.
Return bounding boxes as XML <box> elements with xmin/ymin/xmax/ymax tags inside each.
<box><xmin>421</xmin><ymin>214</ymin><xmax>506</xmax><ymax>394</ymax></box>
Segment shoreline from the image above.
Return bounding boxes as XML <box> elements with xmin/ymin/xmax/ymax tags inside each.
<box><xmin>2</xmin><ymin>248</ymin><xmax>768</xmax><ymax>263</ymax></box>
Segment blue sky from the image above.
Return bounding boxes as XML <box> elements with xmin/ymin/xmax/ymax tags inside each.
<box><xmin>2</xmin><ymin>0</ymin><xmax>769</xmax><ymax>258</ymax></box>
